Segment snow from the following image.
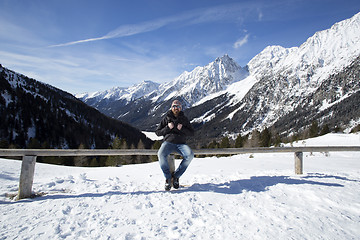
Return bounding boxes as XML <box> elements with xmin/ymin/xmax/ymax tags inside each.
<box><xmin>319</xmin><ymin>91</ymin><xmax>358</xmax><ymax>112</ymax></box>
<box><xmin>191</xmin><ymin>111</ymin><xmax>216</xmax><ymax>124</ymax></box>
<box><xmin>1</xmin><ymin>133</ymin><xmax>360</xmax><ymax>239</ymax></box>
<box><xmin>142</xmin><ymin>131</ymin><xmax>163</xmax><ymax>141</ymax></box>
<box><xmin>81</xmin><ymin>54</ymin><xmax>248</xmax><ymax>108</ymax></box>
<box><xmin>1</xmin><ymin>91</ymin><xmax>13</xmax><ymax>107</ymax></box>
<box><xmin>27</xmin><ymin>125</ymin><xmax>36</xmax><ymax>139</ymax></box>
<box><xmin>75</xmin><ymin>13</ymin><xmax>360</xmax><ymax>137</ymax></box>
<box><xmin>76</xmin><ymin>81</ymin><xmax>160</xmax><ymax>103</ymax></box>
<box><xmin>288</xmin><ymin>133</ymin><xmax>360</xmax><ymax>147</ymax></box>
<box><xmin>247</xmin><ymin>12</ymin><xmax>360</xmax><ymax>85</ymax></box>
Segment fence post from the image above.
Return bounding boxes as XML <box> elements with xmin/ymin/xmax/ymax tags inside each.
<box><xmin>294</xmin><ymin>152</ymin><xmax>303</xmax><ymax>175</ymax></box>
<box><xmin>168</xmin><ymin>154</ymin><xmax>175</xmax><ymax>174</ymax></box>
<box><xmin>18</xmin><ymin>155</ymin><xmax>37</xmax><ymax>200</ymax></box>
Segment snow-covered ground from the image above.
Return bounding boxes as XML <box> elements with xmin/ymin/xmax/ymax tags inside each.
<box><xmin>143</xmin><ymin>131</ymin><xmax>163</xmax><ymax>141</ymax></box>
<box><xmin>1</xmin><ymin>133</ymin><xmax>360</xmax><ymax>239</ymax></box>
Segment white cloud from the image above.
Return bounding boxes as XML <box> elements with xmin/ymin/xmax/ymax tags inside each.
<box><xmin>1</xmin><ymin>2</ymin><xmax>265</xmax><ymax>94</ymax></box>
<box><xmin>0</xmin><ymin>48</ymin><xmax>183</xmax><ymax>94</ymax></box>
<box><xmin>0</xmin><ymin>18</ymin><xmax>47</xmax><ymax>47</ymax></box>
<box><xmin>48</xmin><ymin>36</ymin><xmax>111</xmax><ymax>48</ymax></box>
<box><xmin>50</xmin><ymin>2</ymin><xmax>259</xmax><ymax>48</ymax></box>
<box><xmin>258</xmin><ymin>11</ymin><xmax>263</xmax><ymax>21</ymax></box>
<box><xmin>233</xmin><ymin>34</ymin><xmax>250</xmax><ymax>49</ymax></box>
<box><xmin>48</xmin><ymin>18</ymin><xmax>174</xmax><ymax>48</ymax></box>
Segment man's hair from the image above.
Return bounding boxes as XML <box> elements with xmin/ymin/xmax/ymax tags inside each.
<box><xmin>171</xmin><ymin>100</ymin><xmax>182</xmax><ymax>107</ymax></box>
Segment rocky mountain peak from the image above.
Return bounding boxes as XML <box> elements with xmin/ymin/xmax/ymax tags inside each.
<box><xmin>77</xmin><ymin>12</ymin><xmax>360</xmax><ymax>143</ymax></box>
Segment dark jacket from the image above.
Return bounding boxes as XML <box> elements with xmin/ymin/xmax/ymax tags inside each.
<box><xmin>155</xmin><ymin>110</ymin><xmax>194</xmax><ymax>144</ymax></box>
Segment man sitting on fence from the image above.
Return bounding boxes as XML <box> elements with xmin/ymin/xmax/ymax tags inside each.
<box><xmin>155</xmin><ymin>100</ymin><xmax>194</xmax><ymax>191</ymax></box>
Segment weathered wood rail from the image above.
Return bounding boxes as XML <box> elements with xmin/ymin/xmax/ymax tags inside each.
<box><xmin>1</xmin><ymin>146</ymin><xmax>359</xmax><ymax>200</ymax></box>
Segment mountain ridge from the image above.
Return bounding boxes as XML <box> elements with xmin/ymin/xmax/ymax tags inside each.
<box><xmin>0</xmin><ymin>65</ymin><xmax>153</xmax><ymax>150</ymax></box>
<box><xmin>67</xmin><ymin>12</ymin><xmax>360</xmax><ymax>145</ymax></box>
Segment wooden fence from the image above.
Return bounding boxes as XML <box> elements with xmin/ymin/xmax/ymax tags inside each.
<box><xmin>1</xmin><ymin>146</ymin><xmax>359</xmax><ymax>200</ymax></box>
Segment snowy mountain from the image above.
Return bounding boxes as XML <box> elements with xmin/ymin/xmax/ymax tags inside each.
<box><xmin>201</xmin><ymin>12</ymin><xmax>360</xmax><ymax>138</ymax></box>
<box><xmin>77</xmin><ymin>80</ymin><xmax>160</xmax><ymax>104</ymax></box>
<box><xmin>151</xmin><ymin>54</ymin><xmax>248</xmax><ymax>107</ymax></box>
<box><xmin>78</xmin><ymin>12</ymin><xmax>360</xmax><ymax>146</ymax></box>
<box><xmin>0</xmin><ymin>65</ymin><xmax>153</xmax><ymax>150</ymax></box>
<box><xmin>78</xmin><ymin>55</ymin><xmax>249</xmax><ymax>128</ymax></box>
<box><xmin>77</xmin><ymin>54</ymin><xmax>248</xmax><ymax>107</ymax></box>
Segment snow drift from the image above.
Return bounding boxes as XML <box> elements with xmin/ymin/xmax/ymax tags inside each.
<box><xmin>1</xmin><ymin>133</ymin><xmax>360</xmax><ymax>239</ymax></box>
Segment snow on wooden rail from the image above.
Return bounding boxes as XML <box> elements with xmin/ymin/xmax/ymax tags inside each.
<box><xmin>1</xmin><ymin>146</ymin><xmax>359</xmax><ymax>200</ymax></box>
<box><xmin>1</xmin><ymin>146</ymin><xmax>360</xmax><ymax>156</ymax></box>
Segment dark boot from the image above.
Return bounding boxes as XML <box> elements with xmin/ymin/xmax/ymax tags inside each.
<box><xmin>172</xmin><ymin>174</ymin><xmax>179</xmax><ymax>189</ymax></box>
<box><xmin>165</xmin><ymin>178</ymin><xmax>172</xmax><ymax>191</ymax></box>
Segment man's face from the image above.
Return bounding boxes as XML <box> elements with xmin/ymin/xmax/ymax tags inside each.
<box><xmin>171</xmin><ymin>104</ymin><xmax>182</xmax><ymax>116</ymax></box>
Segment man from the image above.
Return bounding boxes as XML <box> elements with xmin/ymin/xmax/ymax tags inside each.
<box><xmin>155</xmin><ymin>100</ymin><xmax>194</xmax><ymax>191</ymax></box>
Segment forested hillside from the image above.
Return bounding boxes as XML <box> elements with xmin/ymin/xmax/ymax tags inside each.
<box><xmin>0</xmin><ymin>65</ymin><xmax>153</xmax><ymax>153</ymax></box>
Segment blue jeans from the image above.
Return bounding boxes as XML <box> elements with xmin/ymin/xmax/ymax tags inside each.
<box><xmin>158</xmin><ymin>141</ymin><xmax>194</xmax><ymax>180</ymax></box>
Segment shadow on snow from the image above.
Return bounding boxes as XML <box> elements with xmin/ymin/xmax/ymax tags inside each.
<box><xmin>183</xmin><ymin>175</ymin><xmax>344</xmax><ymax>194</ymax></box>
<box><xmin>2</xmin><ymin>173</ymin><xmax>350</xmax><ymax>204</ymax></box>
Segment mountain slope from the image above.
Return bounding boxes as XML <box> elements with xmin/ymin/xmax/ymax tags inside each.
<box><xmin>77</xmin><ymin>55</ymin><xmax>248</xmax><ymax>131</ymax></box>
<box><xmin>78</xmin><ymin>12</ymin><xmax>360</xmax><ymax>146</ymax></box>
<box><xmin>191</xmin><ymin>55</ymin><xmax>360</xmax><ymax>144</ymax></box>
<box><xmin>194</xmin><ymin>12</ymin><xmax>360</xmax><ymax>140</ymax></box>
<box><xmin>150</xmin><ymin>54</ymin><xmax>248</xmax><ymax>106</ymax></box>
<box><xmin>0</xmin><ymin>65</ymin><xmax>152</xmax><ymax>149</ymax></box>
<box><xmin>78</xmin><ymin>55</ymin><xmax>249</xmax><ymax>130</ymax></box>
<box><xmin>78</xmin><ymin>54</ymin><xmax>247</xmax><ymax>108</ymax></box>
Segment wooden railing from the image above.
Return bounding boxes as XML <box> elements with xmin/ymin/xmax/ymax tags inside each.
<box><xmin>1</xmin><ymin>146</ymin><xmax>359</xmax><ymax>200</ymax></box>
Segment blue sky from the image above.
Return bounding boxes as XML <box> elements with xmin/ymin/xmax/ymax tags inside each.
<box><xmin>0</xmin><ymin>0</ymin><xmax>359</xmax><ymax>94</ymax></box>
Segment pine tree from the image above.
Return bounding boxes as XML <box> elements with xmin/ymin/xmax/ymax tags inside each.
<box><xmin>309</xmin><ymin>121</ymin><xmax>319</xmax><ymax>138</ymax></box>
<box><xmin>260</xmin><ymin>127</ymin><xmax>271</xmax><ymax>147</ymax></box>
<box><xmin>136</xmin><ymin>139</ymin><xmax>149</xmax><ymax>164</ymax></box>
<box><xmin>320</xmin><ymin>124</ymin><xmax>330</xmax><ymax>136</ymax></box>
<box><xmin>27</xmin><ymin>138</ymin><xmax>41</xmax><ymax>149</ymax></box>
<box><xmin>151</xmin><ymin>140</ymin><xmax>162</xmax><ymax>162</ymax></box>
<box><xmin>246</xmin><ymin>130</ymin><xmax>261</xmax><ymax>147</ymax></box>
<box><xmin>74</xmin><ymin>143</ymin><xmax>88</xmax><ymax>167</ymax></box>
<box><xmin>208</xmin><ymin>140</ymin><xmax>219</xmax><ymax>148</ymax></box>
<box><xmin>152</xmin><ymin>140</ymin><xmax>161</xmax><ymax>149</ymax></box>
<box><xmin>113</xmin><ymin>136</ymin><xmax>123</xmax><ymax>149</ymax></box>
<box><xmin>106</xmin><ymin>136</ymin><xmax>127</xmax><ymax>166</ymax></box>
<box><xmin>273</xmin><ymin>134</ymin><xmax>282</xmax><ymax>147</ymax></box>
<box><xmin>0</xmin><ymin>139</ymin><xmax>9</xmax><ymax>148</ymax></box>
<box><xmin>129</xmin><ymin>143</ymin><xmax>137</xmax><ymax>164</ymax></box>
<box><xmin>234</xmin><ymin>135</ymin><xmax>244</xmax><ymax>148</ymax></box>
<box><xmin>220</xmin><ymin>136</ymin><xmax>231</xmax><ymax>148</ymax></box>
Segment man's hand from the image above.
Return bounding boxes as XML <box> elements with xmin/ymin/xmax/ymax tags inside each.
<box><xmin>168</xmin><ymin>122</ymin><xmax>175</xmax><ymax>129</ymax></box>
<box><xmin>177</xmin><ymin>123</ymin><xmax>183</xmax><ymax>130</ymax></box>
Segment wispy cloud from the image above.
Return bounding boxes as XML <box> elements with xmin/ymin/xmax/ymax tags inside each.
<box><xmin>233</xmin><ymin>34</ymin><xmax>250</xmax><ymax>49</ymax></box>
<box><xmin>49</xmin><ymin>2</ymin><xmax>260</xmax><ymax>48</ymax></box>
<box><xmin>258</xmin><ymin>10</ymin><xmax>264</xmax><ymax>21</ymax></box>
<box><xmin>49</xmin><ymin>18</ymin><xmax>173</xmax><ymax>47</ymax></box>
<box><xmin>0</xmin><ymin>48</ymin><xmax>185</xmax><ymax>94</ymax></box>
<box><xmin>48</xmin><ymin>36</ymin><xmax>111</xmax><ymax>47</ymax></box>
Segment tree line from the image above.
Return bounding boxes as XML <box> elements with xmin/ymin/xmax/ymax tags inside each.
<box><xmin>196</xmin><ymin>120</ymin><xmax>359</xmax><ymax>150</ymax></box>
<box><xmin>0</xmin><ymin>66</ymin><xmax>153</xmax><ymax>165</ymax></box>
<box><xmin>2</xmin><ymin>65</ymin><xmax>359</xmax><ymax>167</ymax></box>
